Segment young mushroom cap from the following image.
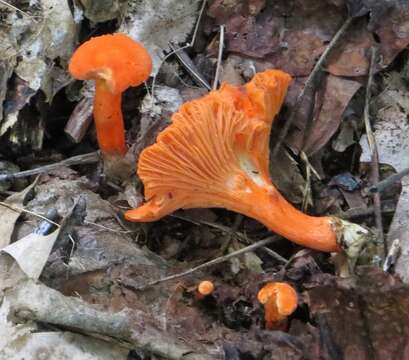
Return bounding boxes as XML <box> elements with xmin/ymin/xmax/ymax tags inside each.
<box><xmin>69</xmin><ymin>33</ymin><xmax>152</xmax><ymax>94</ymax></box>
<box><xmin>257</xmin><ymin>282</ymin><xmax>298</xmax><ymax>328</ymax></box>
<box><xmin>69</xmin><ymin>34</ymin><xmax>152</xmax><ymax>157</ymax></box>
<box><xmin>125</xmin><ymin>70</ymin><xmax>370</xmax><ymax>265</ymax></box>
<box><xmin>197</xmin><ymin>280</ymin><xmax>215</xmax><ymax>296</ymax></box>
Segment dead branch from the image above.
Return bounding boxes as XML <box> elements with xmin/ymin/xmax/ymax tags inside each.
<box><xmin>135</xmin><ymin>236</ymin><xmax>279</xmax><ymax>290</ymax></box>
<box><xmin>364</xmin><ymin>47</ymin><xmax>385</xmax><ymax>257</ymax></box>
<box><xmin>6</xmin><ymin>280</ymin><xmax>219</xmax><ymax>360</ymax></box>
<box><xmin>212</xmin><ymin>25</ymin><xmax>225</xmax><ymax>90</ymax></box>
<box><xmin>169</xmin><ymin>43</ymin><xmax>211</xmax><ymax>90</ymax></box>
<box><xmin>369</xmin><ymin>166</ymin><xmax>409</xmax><ymax>193</ymax></box>
<box><xmin>64</xmin><ymin>97</ymin><xmax>93</xmax><ymax>143</ymax></box>
<box><xmin>0</xmin><ymin>152</ymin><xmax>99</xmax><ymax>182</ymax></box>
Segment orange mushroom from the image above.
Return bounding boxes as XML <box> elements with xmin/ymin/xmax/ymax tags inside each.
<box><xmin>125</xmin><ymin>70</ymin><xmax>370</xmax><ymax>266</ymax></box>
<box><xmin>196</xmin><ymin>280</ymin><xmax>215</xmax><ymax>299</ymax></box>
<box><xmin>69</xmin><ymin>33</ymin><xmax>152</xmax><ymax>157</ymax></box>
<box><xmin>257</xmin><ymin>282</ymin><xmax>298</xmax><ymax>329</ymax></box>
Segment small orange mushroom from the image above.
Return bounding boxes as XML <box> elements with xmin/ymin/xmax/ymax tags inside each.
<box><xmin>69</xmin><ymin>33</ymin><xmax>152</xmax><ymax>157</ymax></box>
<box><xmin>125</xmin><ymin>70</ymin><xmax>370</xmax><ymax>266</ymax></box>
<box><xmin>257</xmin><ymin>282</ymin><xmax>298</xmax><ymax>329</ymax></box>
<box><xmin>196</xmin><ymin>280</ymin><xmax>215</xmax><ymax>299</ymax></box>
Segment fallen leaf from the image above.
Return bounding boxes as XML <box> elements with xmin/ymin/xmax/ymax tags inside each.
<box><xmin>286</xmin><ymin>74</ymin><xmax>361</xmax><ymax>155</ymax></box>
<box><xmin>307</xmin><ymin>267</ymin><xmax>409</xmax><ymax>359</ymax></box>
<box><xmin>360</xmin><ymin>83</ymin><xmax>409</xmax><ymax>283</ymax></box>
<box><xmin>0</xmin><ymin>0</ymin><xmax>77</xmax><ymax>147</ymax></box>
<box><xmin>2</xmin><ymin>229</ymin><xmax>60</xmax><ymax>280</ymax></box>
<box><xmin>0</xmin><ymin>178</ymin><xmax>38</xmax><ymax>249</ymax></box>
<box><xmin>119</xmin><ymin>0</ymin><xmax>201</xmax><ymax>74</ymax></box>
<box><xmin>208</xmin><ymin>0</ymin><xmax>409</xmax><ymax>77</ymax></box>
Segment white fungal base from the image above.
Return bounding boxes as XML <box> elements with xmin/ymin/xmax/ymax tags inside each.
<box><xmin>331</xmin><ymin>217</ymin><xmax>373</xmax><ymax>276</ymax></box>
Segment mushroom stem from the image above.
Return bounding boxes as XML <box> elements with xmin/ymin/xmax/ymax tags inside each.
<box><xmin>229</xmin><ymin>182</ymin><xmax>339</xmax><ymax>253</ymax></box>
<box><xmin>94</xmin><ymin>79</ymin><xmax>127</xmax><ymax>156</ymax></box>
<box><xmin>221</xmin><ymin>178</ymin><xmax>369</xmax><ymax>264</ymax></box>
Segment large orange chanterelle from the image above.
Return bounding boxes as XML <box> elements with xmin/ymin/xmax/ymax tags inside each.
<box><xmin>125</xmin><ymin>70</ymin><xmax>370</xmax><ymax>268</ymax></box>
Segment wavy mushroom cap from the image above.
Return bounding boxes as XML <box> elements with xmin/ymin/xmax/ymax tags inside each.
<box><xmin>125</xmin><ymin>70</ymin><xmax>291</xmax><ymax>222</ymax></box>
<box><xmin>69</xmin><ymin>33</ymin><xmax>152</xmax><ymax>94</ymax></box>
<box><xmin>257</xmin><ymin>282</ymin><xmax>298</xmax><ymax>323</ymax></box>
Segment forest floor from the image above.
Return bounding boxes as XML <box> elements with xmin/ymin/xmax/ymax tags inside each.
<box><xmin>1</xmin><ymin>1</ymin><xmax>409</xmax><ymax>359</ymax></box>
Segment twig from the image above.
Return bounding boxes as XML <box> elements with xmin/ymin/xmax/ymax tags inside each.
<box><xmin>271</xmin><ymin>16</ymin><xmax>353</xmax><ymax>158</ymax></box>
<box><xmin>150</xmin><ymin>0</ymin><xmax>208</xmax><ymax>104</ymax></box>
<box><xmin>0</xmin><ymin>0</ymin><xmax>38</xmax><ymax>22</ymax></box>
<box><xmin>171</xmin><ymin>213</ymin><xmax>250</xmax><ymax>242</ymax></box>
<box><xmin>219</xmin><ymin>213</ymin><xmax>243</xmax><ymax>254</ymax></box>
<box><xmin>338</xmin><ymin>200</ymin><xmax>396</xmax><ymax>220</ymax></box>
<box><xmin>172</xmin><ymin>213</ymin><xmax>286</xmax><ymax>262</ymax></box>
<box><xmin>0</xmin><ymin>152</ymin><xmax>100</xmax><ymax>182</ymax></box>
<box><xmin>150</xmin><ymin>44</ymin><xmax>192</xmax><ymax>107</ymax></box>
<box><xmin>0</xmin><ymin>202</ymin><xmax>61</xmax><ymax>227</ymax></box>
<box><xmin>135</xmin><ymin>236</ymin><xmax>278</xmax><ymax>289</ymax></box>
<box><xmin>6</xmin><ymin>280</ymin><xmax>216</xmax><ymax>360</ymax></box>
<box><xmin>364</xmin><ymin>47</ymin><xmax>385</xmax><ymax>257</ymax></box>
<box><xmin>383</xmin><ymin>238</ymin><xmax>400</xmax><ymax>272</ymax></box>
<box><xmin>369</xmin><ymin>166</ymin><xmax>409</xmax><ymax>193</ymax></box>
<box><xmin>84</xmin><ymin>220</ymin><xmax>133</xmax><ymax>234</ymax></box>
<box><xmin>168</xmin><ymin>42</ymin><xmax>211</xmax><ymax>90</ymax></box>
<box><xmin>64</xmin><ymin>97</ymin><xmax>93</xmax><ymax>143</ymax></box>
<box><xmin>260</xmin><ymin>247</ymin><xmax>289</xmax><ymax>264</ymax></box>
<box><xmin>212</xmin><ymin>25</ymin><xmax>225</xmax><ymax>90</ymax></box>
<box><xmin>190</xmin><ymin>0</ymin><xmax>207</xmax><ymax>47</ymax></box>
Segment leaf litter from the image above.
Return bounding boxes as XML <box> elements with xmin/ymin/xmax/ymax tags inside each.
<box><xmin>0</xmin><ymin>0</ymin><xmax>409</xmax><ymax>358</ymax></box>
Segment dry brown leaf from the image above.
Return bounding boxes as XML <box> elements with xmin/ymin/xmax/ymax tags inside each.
<box><xmin>208</xmin><ymin>0</ymin><xmax>409</xmax><ymax>77</ymax></box>
<box><xmin>0</xmin><ymin>178</ymin><xmax>38</xmax><ymax>249</ymax></box>
<box><xmin>286</xmin><ymin>74</ymin><xmax>361</xmax><ymax>155</ymax></box>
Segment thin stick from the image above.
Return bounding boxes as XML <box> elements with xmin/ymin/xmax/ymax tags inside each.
<box><xmin>150</xmin><ymin>0</ymin><xmax>208</xmax><ymax>104</ymax></box>
<box><xmin>339</xmin><ymin>200</ymin><xmax>396</xmax><ymax>220</ymax></box>
<box><xmin>7</xmin><ymin>280</ymin><xmax>216</xmax><ymax>360</ymax></box>
<box><xmin>383</xmin><ymin>238</ymin><xmax>400</xmax><ymax>272</ymax></box>
<box><xmin>135</xmin><ymin>236</ymin><xmax>278</xmax><ymax>289</ymax></box>
<box><xmin>271</xmin><ymin>16</ymin><xmax>353</xmax><ymax>158</ymax></box>
<box><xmin>64</xmin><ymin>97</ymin><xmax>93</xmax><ymax>143</ymax></box>
<box><xmin>190</xmin><ymin>0</ymin><xmax>207</xmax><ymax>47</ymax></box>
<box><xmin>212</xmin><ymin>25</ymin><xmax>225</xmax><ymax>90</ymax></box>
<box><xmin>369</xmin><ymin>166</ymin><xmax>409</xmax><ymax>193</ymax></box>
<box><xmin>0</xmin><ymin>202</ymin><xmax>60</xmax><ymax>227</ymax></box>
<box><xmin>364</xmin><ymin>47</ymin><xmax>385</xmax><ymax>257</ymax></box>
<box><xmin>0</xmin><ymin>152</ymin><xmax>99</xmax><ymax>182</ymax></box>
<box><xmin>168</xmin><ymin>42</ymin><xmax>211</xmax><ymax>90</ymax></box>
<box><xmin>150</xmin><ymin>44</ymin><xmax>191</xmax><ymax>107</ymax></box>
<box><xmin>0</xmin><ymin>0</ymin><xmax>38</xmax><ymax>21</ymax></box>
<box><xmin>171</xmin><ymin>213</ymin><xmax>250</xmax><ymax>242</ymax></box>
<box><xmin>260</xmin><ymin>247</ymin><xmax>289</xmax><ymax>264</ymax></box>
<box><xmin>172</xmin><ymin>213</ymin><xmax>286</xmax><ymax>263</ymax></box>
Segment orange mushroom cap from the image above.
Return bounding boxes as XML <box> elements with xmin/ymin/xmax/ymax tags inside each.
<box><xmin>197</xmin><ymin>280</ymin><xmax>215</xmax><ymax>296</ymax></box>
<box><xmin>69</xmin><ymin>33</ymin><xmax>152</xmax><ymax>94</ymax></box>
<box><xmin>126</xmin><ymin>69</ymin><xmax>289</xmax><ymax>219</ymax></box>
<box><xmin>69</xmin><ymin>33</ymin><xmax>152</xmax><ymax>157</ymax></box>
<box><xmin>257</xmin><ymin>282</ymin><xmax>298</xmax><ymax>328</ymax></box>
<box><xmin>125</xmin><ymin>70</ymin><xmax>370</xmax><ymax>261</ymax></box>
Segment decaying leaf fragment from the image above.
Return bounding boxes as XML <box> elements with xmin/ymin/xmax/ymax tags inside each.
<box><xmin>0</xmin><ymin>0</ymin><xmax>77</xmax><ymax>147</ymax></box>
<box><xmin>119</xmin><ymin>0</ymin><xmax>201</xmax><ymax>73</ymax></box>
<box><xmin>0</xmin><ymin>178</ymin><xmax>38</xmax><ymax>249</ymax></box>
